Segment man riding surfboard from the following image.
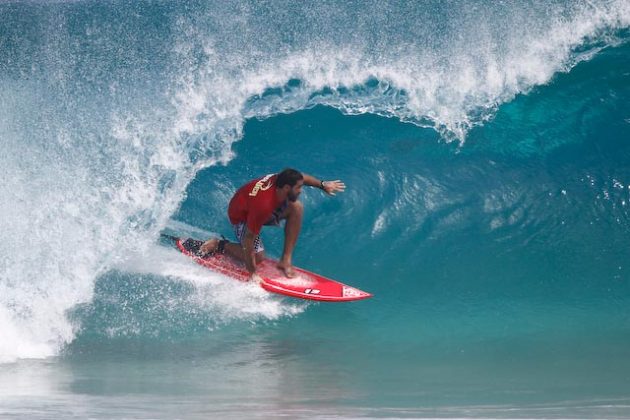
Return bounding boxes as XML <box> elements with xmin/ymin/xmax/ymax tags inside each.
<box><xmin>200</xmin><ymin>169</ymin><xmax>345</xmax><ymax>283</ymax></box>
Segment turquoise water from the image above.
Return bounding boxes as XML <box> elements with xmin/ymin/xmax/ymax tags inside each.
<box><xmin>1</xmin><ymin>1</ymin><xmax>630</xmax><ymax>418</ymax></box>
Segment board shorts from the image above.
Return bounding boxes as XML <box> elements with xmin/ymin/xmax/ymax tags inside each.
<box><xmin>233</xmin><ymin>200</ymin><xmax>288</xmax><ymax>253</ymax></box>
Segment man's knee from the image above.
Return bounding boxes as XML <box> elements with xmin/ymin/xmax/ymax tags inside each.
<box><xmin>255</xmin><ymin>251</ymin><xmax>265</xmax><ymax>263</ymax></box>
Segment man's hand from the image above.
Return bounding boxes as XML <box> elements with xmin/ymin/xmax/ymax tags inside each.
<box><xmin>322</xmin><ymin>180</ymin><xmax>346</xmax><ymax>196</ymax></box>
<box><xmin>250</xmin><ymin>272</ymin><xmax>263</xmax><ymax>284</ymax></box>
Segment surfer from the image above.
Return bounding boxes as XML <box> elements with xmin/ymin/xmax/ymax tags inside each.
<box><xmin>199</xmin><ymin>168</ymin><xmax>345</xmax><ymax>282</ymax></box>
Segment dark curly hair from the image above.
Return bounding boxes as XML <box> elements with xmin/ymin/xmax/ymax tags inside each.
<box><xmin>276</xmin><ymin>168</ymin><xmax>303</xmax><ymax>188</ymax></box>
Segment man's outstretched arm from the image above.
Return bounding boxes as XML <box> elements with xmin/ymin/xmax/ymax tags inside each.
<box><xmin>302</xmin><ymin>174</ymin><xmax>346</xmax><ymax>195</ymax></box>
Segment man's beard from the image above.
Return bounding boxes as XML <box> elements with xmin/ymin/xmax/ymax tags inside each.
<box><xmin>288</xmin><ymin>190</ymin><xmax>299</xmax><ymax>202</ymax></box>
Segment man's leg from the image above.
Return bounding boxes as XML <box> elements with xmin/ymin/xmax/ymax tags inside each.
<box><xmin>277</xmin><ymin>200</ymin><xmax>303</xmax><ymax>277</ymax></box>
<box><xmin>200</xmin><ymin>224</ymin><xmax>265</xmax><ymax>264</ymax></box>
<box><xmin>223</xmin><ymin>242</ymin><xmax>265</xmax><ymax>264</ymax></box>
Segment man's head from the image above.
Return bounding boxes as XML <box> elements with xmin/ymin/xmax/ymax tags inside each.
<box><xmin>277</xmin><ymin>168</ymin><xmax>304</xmax><ymax>202</ymax></box>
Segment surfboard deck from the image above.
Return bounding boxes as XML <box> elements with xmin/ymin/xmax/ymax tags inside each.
<box><xmin>171</xmin><ymin>237</ymin><xmax>372</xmax><ymax>302</ymax></box>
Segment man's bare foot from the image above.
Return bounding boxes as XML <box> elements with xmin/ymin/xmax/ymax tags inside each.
<box><xmin>199</xmin><ymin>238</ymin><xmax>218</xmax><ymax>256</ymax></box>
<box><xmin>277</xmin><ymin>261</ymin><xmax>296</xmax><ymax>278</ymax></box>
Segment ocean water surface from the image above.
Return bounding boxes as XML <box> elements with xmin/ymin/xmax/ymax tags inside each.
<box><xmin>1</xmin><ymin>1</ymin><xmax>630</xmax><ymax>418</ymax></box>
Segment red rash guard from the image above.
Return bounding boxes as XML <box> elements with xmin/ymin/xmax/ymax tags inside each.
<box><xmin>228</xmin><ymin>174</ymin><xmax>284</xmax><ymax>235</ymax></box>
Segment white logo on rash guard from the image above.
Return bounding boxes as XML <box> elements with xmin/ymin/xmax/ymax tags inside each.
<box><xmin>249</xmin><ymin>174</ymin><xmax>274</xmax><ymax>197</ymax></box>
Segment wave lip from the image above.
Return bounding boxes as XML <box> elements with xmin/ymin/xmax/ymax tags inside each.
<box><xmin>215</xmin><ymin>1</ymin><xmax>630</xmax><ymax>140</ymax></box>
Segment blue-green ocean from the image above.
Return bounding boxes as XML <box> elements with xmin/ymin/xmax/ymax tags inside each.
<box><xmin>1</xmin><ymin>1</ymin><xmax>630</xmax><ymax>418</ymax></box>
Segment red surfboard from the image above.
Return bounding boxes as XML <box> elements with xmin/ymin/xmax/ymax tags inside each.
<box><xmin>172</xmin><ymin>237</ymin><xmax>372</xmax><ymax>302</ymax></box>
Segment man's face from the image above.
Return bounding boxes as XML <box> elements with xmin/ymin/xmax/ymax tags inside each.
<box><xmin>287</xmin><ymin>180</ymin><xmax>304</xmax><ymax>202</ymax></box>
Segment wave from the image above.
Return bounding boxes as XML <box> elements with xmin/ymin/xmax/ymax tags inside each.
<box><xmin>0</xmin><ymin>0</ymin><xmax>628</xmax><ymax>362</ymax></box>
<box><xmin>184</xmin><ymin>1</ymin><xmax>630</xmax><ymax>139</ymax></box>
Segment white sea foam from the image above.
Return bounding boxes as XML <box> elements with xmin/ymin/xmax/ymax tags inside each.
<box><xmin>205</xmin><ymin>1</ymin><xmax>630</xmax><ymax>140</ymax></box>
<box><xmin>116</xmin><ymin>244</ymin><xmax>308</xmax><ymax>324</ymax></box>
